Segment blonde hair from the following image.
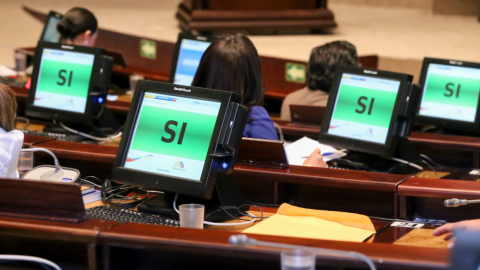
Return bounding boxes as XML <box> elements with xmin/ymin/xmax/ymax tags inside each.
<box><xmin>0</xmin><ymin>83</ymin><xmax>17</xmax><ymax>132</ymax></box>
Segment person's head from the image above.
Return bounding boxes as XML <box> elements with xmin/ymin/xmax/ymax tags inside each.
<box><xmin>192</xmin><ymin>33</ymin><xmax>264</xmax><ymax>108</ymax></box>
<box><xmin>0</xmin><ymin>84</ymin><xmax>18</xmax><ymax>132</ymax></box>
<box><xmin>307</xmin><ymin>41</ymin><xmax>359</xmax><ymax>92</ymax></box>
<box><xmin>57</xmin><ymin>7</ymin><xmax>98</xmax><ymax>47</ymax></box>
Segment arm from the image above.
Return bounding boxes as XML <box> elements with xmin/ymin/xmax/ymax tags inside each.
<box><xmin>303</xmin><ymin>148</ymin><xmax>328</xmax><ymax>168</ymax></box>
<box><xmin>433</xmin><ymin>219</ymin><xmax>480</xmax><ymax>240</ymax></box>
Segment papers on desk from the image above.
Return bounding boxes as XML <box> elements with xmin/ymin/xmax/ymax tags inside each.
<box><xmin>0</xmin><ymin>64</ymin><xmax>17</xmax><ymax>77</ymax></box>
<box><xmin>285</xmin><ymin>137</ymin><xmax>346</xmax><ymax>166</ymax></box>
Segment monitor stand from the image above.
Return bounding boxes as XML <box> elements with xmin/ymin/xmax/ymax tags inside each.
<box><xmin>137</xmin><ymin>173</ymin><xmax>247</xmax><ymax>222</ymax></box>
<box><xmin>43</xmin><ymin>108</ymin><xmax>121</xmax><ymax>138</ymax></box>
<box><xmin>328</xmin><ymin>138</ymin><xmax>422</xmax><ymax>175</ymax></box>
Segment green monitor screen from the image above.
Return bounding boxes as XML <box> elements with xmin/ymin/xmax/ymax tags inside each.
<box><xmin>123</xmin><ymin>92</ymin><xmax>221</xmax><ymax>181</ymax></box>
<box><xmin>33</xmin><ymin>48</ymin><xmax>94</xmax><ymax>113</ymax></box>
<box><xmin>327</xmin><ymin>73</ymin><xmax>401</xmax><ymax>144</ymax></box>
<box><xmin>418</xmin><ymin>63</ymin><xmax>480</xmax><ymax>123</ymax></box>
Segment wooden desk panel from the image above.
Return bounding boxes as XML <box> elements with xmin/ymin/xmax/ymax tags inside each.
<box><xmin>99</xmin><ymin>222</ymin><xmax>448</xmax><ymax>270</ymax></box>
<box><xmin>0</xmin><ymin>216</ymin><xmax>118</xmax><ymax>270</ymax></box>
<box><xmin>398</xmin><ymin>177</ymin><xmax>480</xmax><ymax>221</ymax></box>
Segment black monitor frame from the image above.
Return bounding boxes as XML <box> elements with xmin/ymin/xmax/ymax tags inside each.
<box><xmin>415</xmin><ymin>57</ymin><xmax>480</xmax><ymax>133</ymax></box>
<box><xmin>318</xmin><ymin>66</ymin><xmax>414</xmax><ymax>157</ymax></box>
<box><xmin>168</xmin><ymin>32</ymin><xmax>215</xmax><ymax>85</ymax></box>
<box><xmin>26</xmin><ymin>41</ymin><xmax>106</xmax><ymax>125</ymax></box>
<box><xmin>111</xmin><ymin>80</ymin><xmax>240</xmax><ymax>200</ymax></box>
<box><xmin>40</xmin><ymin>11</ymin><xmax>63</xmax><ymax>43</ymax></box>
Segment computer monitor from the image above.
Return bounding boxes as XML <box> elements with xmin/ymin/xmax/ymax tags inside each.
<box><xmin>40</xmin><ymin>11</ymin><xmax>63</xmax><ymax>43</ymax></box>
<box><xmin>169</xmin><ymin>33</ymin><xmax>214</xmax><ymax>86</ymax></box>
<box><xmin>319</xmin><ymin>66</ymin><xmax>420</xmax><ymax>158</ymax></box>
<box><xmin>111</xmin><ymin>81</ymin><xmax>248</xmax><ymax>202</ymax></box>
<box><xmin>415</xmin><ymin>57</ymin><xmax>480</xmax><ymax>133</ymax></box>
<box><xmin>26</xmin><ymin>41</ymin><xmax>113</xmax><ymax>126</ymax></box>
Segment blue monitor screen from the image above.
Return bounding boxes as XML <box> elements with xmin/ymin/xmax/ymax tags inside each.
<box><xmin>42</xmin><ymin>16</ymin><xmax>62</xmax><ymax>43</ymax></box>
<box><xmin>172</xmin><ymin>39</ymin><xmax>211</xmax><ymax>86</ymax></box>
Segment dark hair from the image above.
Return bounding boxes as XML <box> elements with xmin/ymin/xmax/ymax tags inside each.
<box><xmin>191</xmin><ymin>33</ymin><xmax>264</xmax><ymax>108</ymax></box>
<box><xmin>57</xmin><ymin>7</ymin><xmax>97</xmax><ymax>41</ymax></box>
<box><xmin>0</xmin><ymin>83</ymin><xmax>17</xmax><ymax>132</ymax></box>
<box><xmin>307</xmin><ymin>41</ymin><xmax>359</xmax><ymax>92</ymax></box>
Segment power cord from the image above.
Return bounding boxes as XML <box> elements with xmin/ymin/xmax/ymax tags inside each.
<box><xmin>172</xmin><ymin>193</ymin><xmax>261</xmax><ymax>227</ymax></box>
<box><xmin>0</xmin><ymin>255</ymin><xmax>61</xmax><ymax>270</ymax></box>
<box><xmin>420</xmin><ymin>160</ymin><xmax>439</xmax><ymax>179</ymax></box>
<box><xmin>56</xmin><ymin>120</ymin><xmax>122</xmax><ymax>142</ymax></box>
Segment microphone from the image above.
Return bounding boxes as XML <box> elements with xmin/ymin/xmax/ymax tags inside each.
<box><xmin>20</xmin><ymin>148</ymin><xmax>80</xmax><ymax>182</ymax></box>
<box><xmin>444</xmin><ymin>198</ymin><xmax>480</xmax><ymax>207</ymax></box>
<box><xmin>229</xmin><ymin>234</ymin><xmax>377</xmax><ymax>270</ymax></box>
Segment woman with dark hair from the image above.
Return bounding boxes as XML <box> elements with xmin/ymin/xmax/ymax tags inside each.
<box><xmin>57</xmin><ymin>7</ymin><xmax>98</xmax><ymax>47</ymax></box>
<box><xmin>0</xmin><ymin>83</ymin><xmax>24</xmax><ymax>178</ymax></box>
<box><xmin>192</xmin><ymin>33</ymin><xmax>277</xmax><ymax>140</ymax></box>
<box><xmin>280</xmin><ymin>41</ymin><xmax>360</xmax><ymax>121</ymax></box>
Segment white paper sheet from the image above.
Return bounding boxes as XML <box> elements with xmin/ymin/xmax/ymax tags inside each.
<box><xmin>0</xmin><ymin>64</ymin><xmax>17</xmax><ymax>77</ymax></box>
<box><xmin>285</xmin><ymin>137</ymin><xmax>346</xmax><ymax>166</ymax></box>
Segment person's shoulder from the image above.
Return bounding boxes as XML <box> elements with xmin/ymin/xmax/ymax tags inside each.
<box><xmin>0</xmin><ymin>129</ymin><xmax>24</xmax><ymax>142</ymax></box>
<box><xmin>249</xmin><ymin>106</ymin><xmax>270</xmax><ymax>118</ymax></box>
<box><xmin>284</xmin><ymin>87</ymin><xmax>310</xmax><ymax>101</ymax></box>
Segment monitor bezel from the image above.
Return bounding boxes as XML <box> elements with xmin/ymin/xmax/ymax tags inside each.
<box><xmin>318</xmin><ymin>66</ymin><xmax>412</xmax><ymax>157</ymax></box>
<box><xmin>415</xmin><ymin>57</ymin><xmax>480</xmax><ymax>132</ymax></box>
<box><xmin>26</xmin><ymin>41</ymin><xmax>105</xmax><ymax>125</ymax></box>
<box><xmin>111</xmin><ymin>80</ymin><xmax>237</xmax><ymax>199</ymax></box>
<box><xmin>168</xmin><ymin>32</ymin><xmax>215</xmax><ymax>85</ymax></box>
<box><xmin>40</xmin><ymin>11</ymin><xmax>63</xmax><ymax>43</ymax></box>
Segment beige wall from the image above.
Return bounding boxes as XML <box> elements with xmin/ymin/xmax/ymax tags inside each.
<box><xmin>329</xmin><ymin>0</ymin><xmax>434</xmax><ymax>11</ymax></box>
<box><xmin>330</xmin><ymin>0</ymin><xmax>480</xmax><ymax>15</ymax></box>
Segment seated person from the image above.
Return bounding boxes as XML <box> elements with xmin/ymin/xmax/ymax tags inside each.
<box><xmin>192</xmin><ymin>33</ymin><xmax>277</xmax><ymax>140</ymax></box>
<box><xmin>0</xmin><ymin>84</ymin><xmax>24</xmax><ymax>178</ymax></box>
<box><xmin>280</xmin><ymin>41</ymin><xmax>360</xmax><ymax>121</ymax></box>
<box><xmin>57</xmin><ymin>7</ymin><xmax>98</xmax><ymax>46</ymax></box>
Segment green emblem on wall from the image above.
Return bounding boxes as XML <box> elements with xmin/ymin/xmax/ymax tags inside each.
<box><xmin>285</xmin><ymin>62</ymin><xmax>306</xmax><ymax>83</ymax></box>
<box><xmin>140</xmin><ymin>39</ymin><xmax>157</xmax><ymax>60</ymax></box>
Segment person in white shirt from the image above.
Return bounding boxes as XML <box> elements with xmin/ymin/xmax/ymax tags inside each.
<box><xmin>0</xmin><ymin>83</ymin><xmax>24</xmax><ymax>178</ymax></box>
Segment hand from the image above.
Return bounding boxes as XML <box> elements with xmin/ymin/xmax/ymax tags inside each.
<box><xmin>303</xmin><ymin>148</ymin><xmax>328</xmax><ymax>168</ymax></box>
<box><xmin>432</xmin><ymin>219</ymin><xmax>480</xmax><ymax>248</ymax></box>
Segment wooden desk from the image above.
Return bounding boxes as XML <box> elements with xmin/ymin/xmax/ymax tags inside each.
<box><xmin>99</xmin><ymin>222</ymin><xmax>448</xmax><ymax>270</ymax></box>
<box><xmin>24</xmin><ymin>137</ymin><xmax>408</xmax><ymax>219</ymax></box>
<box><xmin>275</xmin><ymin>120</ymin><xmax>480</xmax><ymax>168</ymax></box>
<box><xmin>0</xmin><ymin>212</ymin><xmax>449</xmax><ymax>270</ymax></box>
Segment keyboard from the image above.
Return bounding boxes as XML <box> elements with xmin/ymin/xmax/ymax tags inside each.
<box><xmin>21</xmin><ymin>129</ymin><xmax>83</xmax><ymax>142</ymax></box>
<box><xmin>86</xmin><ymin>205</ymin><xmax>180</xmax><ymax>227</ymax></box>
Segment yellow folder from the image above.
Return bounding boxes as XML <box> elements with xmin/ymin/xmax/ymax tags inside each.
<box><xmin>243</xmin><ymin>204</ymin><xmax>375</xmax><ymax>242</ymax></box>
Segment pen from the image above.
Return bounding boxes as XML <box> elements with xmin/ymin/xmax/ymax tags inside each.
<box><xmin>301</xmin><ymin>152</ymin><xmax>334</xmax><ymax>158</ymax></box>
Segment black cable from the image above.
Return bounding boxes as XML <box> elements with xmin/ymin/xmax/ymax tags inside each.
<box><xmin>216</xmin><ymin>205</ymin><xmax>253</xmax><ymax>221</ymax></box>
<box><xmin>421</xmin><ymin>160</ymin><xmax>439</xmax><ymax>179</ymax></box>
<box><xmin>420</xmin><ymin>154</ymin><xmax>449</xmax><ymax>168</ymax></box>
<box><xmin>82</xmin><ymin>176</ymin><xmax>104</xmax><ymax>185</ymax></box>
<box><xmin>246</xmin><ymin>201</ymin><xmax>280</xmax><ymax>208</ymax></box>
<box><xmin>239</xmin><ymin>204</ymin><xmax>267</xmax><ymax>221</ymax></box>
<box><xmin>334</xmin><ymin>158</ymin><xmax>360</xmax><ymax>170</ymax></box>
